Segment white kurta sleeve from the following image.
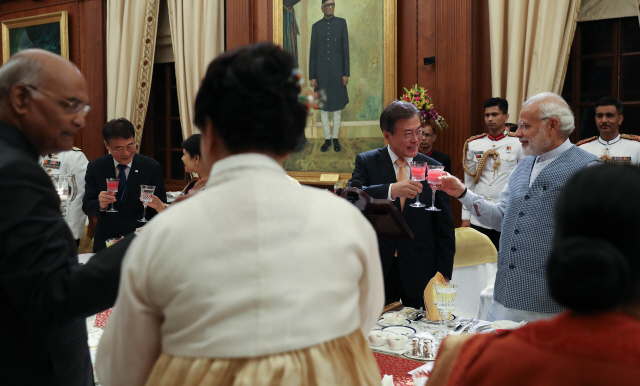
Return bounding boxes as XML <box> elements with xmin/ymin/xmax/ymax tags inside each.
<box><xmin>357</xmin><ymin>224</ymin><xmax>385</xmax><ymax>335</ymax></box>
<box><xmin>458</xmin><ymin>183</ymin><xmax>509</xmax><ymax>231</ymax></box>
<box><xmin>95</xmin><ymin>236</ymin><xmax>163</xmax><ymax>386</ymax></box>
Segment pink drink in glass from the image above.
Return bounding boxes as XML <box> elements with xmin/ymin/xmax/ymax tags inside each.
<box><xmin>410</xmin><ymin>165</ymin><xmax>426</xmax><ymax>181</ymax></box>
<box><xmin>427</xmin><ymin>169</ymin><xmax>443</xmax><ymax>185</ymax></box>
<box><xmin>106</xmin><ymin>181</ymin><xmax>118</xmax><ymax>193</ymax></box>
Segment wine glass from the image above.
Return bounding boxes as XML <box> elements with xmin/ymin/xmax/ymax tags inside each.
<box><xmin>105</xmin><ymin>178</ymin><xmax>119</xmax><ymax>213</ymax></box>
<box><xmin>138</xmin><ymin>185</ymin><xmax>156</xmax><ymax>222</ymax></box>
<box><xmin>426</xmin><ymin>165</ymin><xmax>445</xmax><ymax>212</ymax></box>
<box><xmin>410</xmin><ymin>161</ymin><xmax>427</xmax><ymax>208</ymax></box>
<box><xmin>434</xmin><ymin>282</ymin><xmax>458</xmax><ymax>338</ymax></box>
<box><xmin>51</xmin><ymin>174</ymin><xmax>77</xmax><ymax>218</ymax></box>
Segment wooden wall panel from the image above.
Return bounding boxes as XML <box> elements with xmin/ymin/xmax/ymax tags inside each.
<box><xmin>472</xmin><ymin>0</ymin><xmax>493</xmax><ymax>136</ymax></box>
<box><xmin>226</xmin><ymin>0</ymin><xmax>253</xmax><ymax>50</ymax></box>
<box><xmin>434</xmin><ymin>0</ymin><xmax>473</xmax><ymax>225</ymax></box>
<box><xmin>397</xmin><ymin>0</ymin><xmax>417</xmax><ymax>97</ymax></box>
<box><xmin>78</xmin><ymin>0</ymin><xmax>106</xmax><ymax>160</ymax></box>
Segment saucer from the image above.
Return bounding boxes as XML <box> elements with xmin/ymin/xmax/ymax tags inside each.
<box><xmin>377</xmin><ymin>317</ymin><xmax>411</xmax><ymax>327</ymax></box>
<box><xmin>402</xmin><ymin>351</ymin><xmax>436</xmax><ymax>361</ymax></box>
<box><xmin>382</xmin><ymin>325</ymin><xmax>416</xmax><ymax>337</ymax></box>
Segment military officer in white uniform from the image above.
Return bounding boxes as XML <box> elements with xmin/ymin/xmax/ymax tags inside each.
<box><xmin>462</xmin><ymin>98</ymin><xmax>523</xmax><ymax>250</ymax></box>
<box><xmin>577</xmin><ymin>97</ymin><xmax>640</xmax><ymax>165</ymax></box>
<box><xmin>39</xmin><ymin>148</ymin><xmax>89</xmax><ymax>245</ymax></box>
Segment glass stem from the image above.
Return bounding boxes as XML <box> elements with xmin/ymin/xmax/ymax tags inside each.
<box><xmin>142</xmin><ymin>203</ymin><xmax>147</xmax><ymax>220</ymax></box>
<box><xmin>431</xmin><ymin>189</ymin><xmax>436</xmax><ymax>208</ymax></box>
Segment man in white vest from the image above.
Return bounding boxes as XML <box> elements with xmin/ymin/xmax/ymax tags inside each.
<box><xmin>40</xmin><ymin>148</ymin><xmax>89</xmax><ymax>245</ymax></box>
<box><xmin>439</xmin><ymin>92</ymin><xmax>600</xmax><ymax>323</ymax></box>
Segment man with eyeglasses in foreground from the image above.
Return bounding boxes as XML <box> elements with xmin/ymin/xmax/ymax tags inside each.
<box><xmin>350</xmin><ymin>100</ymin><xmax>455</xmax><ymax>308</ymax></box>
<box><xmin>438</xmin><ymin>92</ymin><xmax>599</xmax><ymax>323</ymax></box>
<box><xmin>0</xmin><ymin>49</ymin><xmax>136</xmax><ymax>385</ymax></box>
<box><xmin>83</xmin><ymin>118</ymin><xmax>166</xmax><ymax>252</ymax></box>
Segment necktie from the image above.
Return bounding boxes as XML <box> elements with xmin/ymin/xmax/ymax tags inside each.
<box><xmin>117</xmin><ymin>164</ymin><xmax>127</xmax><ymax>201</ymax></box>
<box><xmin>395</xmin><ymin>158</ymin><xmax>408</xmax><ymax>211</ymax></box>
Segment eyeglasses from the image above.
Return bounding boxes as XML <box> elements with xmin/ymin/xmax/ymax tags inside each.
<box><xmin>109</xmin><ymin>144</ymin><xmax>137</xmax><ymax>154</ymax></box>
<box><xmin>322</xmin><ymin>3</ymin><xmax>335</xmax><ymax>8</ymax></box>
<box><xmin>420</xmin><ymin>131</ymin><xmax>434</xmax><ymax>139</ymax></box>
<box><xmin>402</xmin><ymin>130</ymin><xmax>424</xmax><ymax>140</ymax></box>
<box><xmin>24</xmin><ymin>84</ymin><xmax>91</xmax><ymax>116</ymax></box>
<box><xmin>517</xmin><ymin>116</ymin><xmax>550</xmax><ymax>131</ymax></box>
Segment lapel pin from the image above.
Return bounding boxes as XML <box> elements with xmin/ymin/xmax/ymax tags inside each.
<box><xmin>135</xmin><ymin>170</ymin><xmax>138</xmax><ymax>172</ymax></box>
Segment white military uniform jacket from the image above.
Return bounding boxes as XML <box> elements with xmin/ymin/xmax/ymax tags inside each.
<box><xmin>462</xmin><ymin>131</ymin><xmax>523</xmax><ymax>228</ymax></box>
<box><xmin>577</xmin><ymin>134</ymin><xmax>640</xmax><ymax>166</ymax></box>
<box><xmin>39</xmin><ymin>148</ymin><xmax>89</xmax><ymax>240</ymax></box>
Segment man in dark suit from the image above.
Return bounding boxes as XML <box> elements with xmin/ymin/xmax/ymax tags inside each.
<box><xmin>83</xmin><ymin>118</ymin><xmax>166</xmax><ymax>252</ymax></box>
<box><xmin>0</xmin><ymin>49</ymin><xmax>134</xmax><ymax>386</ymax></box>
<box><xmin>309</xmin><ymin>0</ymin><xmax>349</xmax><ymax>152</ymax></box>
<box><xmin>351</xmin><ymin>101</ymin><xmax>456</xmax><ymax>308</ymax></box>
<box><xmin>418</xmin><ymin>120</ymin><xmax>452</xmax><ymax>174</ymax></box>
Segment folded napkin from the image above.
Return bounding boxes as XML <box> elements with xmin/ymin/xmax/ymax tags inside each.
<box><xmin>423</xmin><ymin>272</ymin><xmax>445</xmax><ymax>321</ymax></box>
<box><xmin>409</xmin><ymin>362</ymin><xmax>435</xmax><ymax>386</ymax></box>
<box><xmin>491</xmin><ymin>320</ymin><xmax>526</xmax><ymax>330</ymax></box>
<box><xmin>381</xmin><ymin>374</ymin><xmax>394</xmax><ymax>386</ymax></box>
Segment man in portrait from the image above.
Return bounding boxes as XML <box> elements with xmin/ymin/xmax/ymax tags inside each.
<box><xmin>309</xmin><ymin>0</ymin><xmax>349</xmax><ymax>153</ymax></box>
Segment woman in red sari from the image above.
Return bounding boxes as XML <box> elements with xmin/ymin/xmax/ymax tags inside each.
<box><xmin>428</xmin><ymin>164</ymin><xmax>640</xmax><ymax>386</ymax></box>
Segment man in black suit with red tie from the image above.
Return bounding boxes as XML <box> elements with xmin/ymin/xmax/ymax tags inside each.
<box><xmin>351</xmin><ymin>101</ymin><xmax>455</xmax><ymax>308</ymax></box>
<box><xmin>0</xmin><ymin>49</ymin><xmax>135</xmax><ymax>386</ymax></box>
<box><xmin>83</xmin><ymin>118</ymin><xmax>166</xmax><ymax>251</ymax></box>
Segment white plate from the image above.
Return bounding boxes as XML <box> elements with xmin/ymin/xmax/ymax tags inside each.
<box><xmin>382</xmin><ymin>325</ymin><xmax>416</xmax><ymax>337</ymax></box>
<box><xmin>421</xmin><ymin>314</ymin><xmax>457</xmax><ymax>325</ymax></box>
<box><xmin>377</xmin><ymin>317</ymin><xmax>411</xmax><ymax>327</ymax></box>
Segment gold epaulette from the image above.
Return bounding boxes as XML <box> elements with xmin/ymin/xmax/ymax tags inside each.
<box><xmin>621</xmin><ymin>134</ymin><xmax>640</xmax><ymax>143</ymax></box>
<box><xmin>464</xmin><ymin>133</ymin><xmax>488</xmax><ymax>146</ymax></box>
<box><xmin>72</xmin><ymin>146</ymin><xmax>82</xmax><ymax>151</ymax></box>
<box><xmin>507</xmin><ymin>131</ymin><xmax>517</xmax><ymax>137</ymax></box>
<box><xmin>576</xmin><ymin>136</ymin><xmax>597</xmax><ymax>146</ymax></box>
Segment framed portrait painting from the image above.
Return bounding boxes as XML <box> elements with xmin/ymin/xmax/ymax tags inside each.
<box><xmin>274</xmin><ymin>0</ymin><xmax>397</xmax><ymax>184</ymax></box>
<box><xmin>2</xmin><ymin>11</ymin><xmax>69</xmax><ymax>63</ymax></box>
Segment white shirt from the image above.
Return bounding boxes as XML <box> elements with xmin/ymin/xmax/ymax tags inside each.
<box><xmin>462</xmin><ymin>132</ymin><xmax>523</xmax><ymax>226</ymax></box>
<box><xmin>387</xmin><ymin>146</ymin><xmax>413</xmax><ymax>200</ymax></box>
<box><xmin>577</xmin><ymin>134</ymin><xmax>640</xmax><ymax>166</ymax></box>
<box><xmin>459</xmin><ymin>138</ymin><xmax>573</xmax><ymax>231</ymax></box>
<box><xmin>95</xmin><ymin>153</ymin><xmax>384</xmax><ymax>386</ymax></box>
<box><xmin>112</xmin><ymin>158</ymin><xmax>133</xmax><ymax>179</ymax></box>
<box><xmin>39</xmin><ymin>150</ymin><xmax>89</xmax><ymax>239</ymax></box>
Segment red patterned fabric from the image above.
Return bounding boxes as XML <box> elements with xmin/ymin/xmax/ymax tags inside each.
<box><xmin>439</xmin><ymin>311</ymin><xmax>640</xmax><ymax>386</ymax></box>
<box><xmin>374</xmin><ymin>352</ymin><xmax>423</xmax><ymax>386</ymax></box>
<box><xmin>94</xmin><ymin>308</ymin><xmax>113</xmax><ymax>328</ymax></box>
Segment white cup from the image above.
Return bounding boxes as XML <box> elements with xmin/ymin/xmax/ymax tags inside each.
<box><xmin>368</xmin><ymin>331</ymin><xmax>388</xmax><ymax>346</ymax></box>
<box><xmin>386</xmin><ymin>334</ymin><xmax>408</xmax><ymax>350</ymax></box>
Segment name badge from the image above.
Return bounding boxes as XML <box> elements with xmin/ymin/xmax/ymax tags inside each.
<box><xmin>474</xmin><ymin>151</ymin><xmax>484</xmax><ymax>159</ymax></box>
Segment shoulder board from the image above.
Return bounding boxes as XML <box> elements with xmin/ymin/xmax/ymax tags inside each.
<box><xmin>621</xmin><ymin>134</ymin><xmax>640</xmax><ymax>143</ymax></box>
<box><xmin>464</xmin><ymin>133</ymin><xmax>488</xmax><ymax>145</ymax></box>
<box><xmin>72</xmin><ymin>146</ymin><xmax>82</xmax><ymax>151</ymax></box>
<box><xmin>576</xmin><ymin>136</ymin><xmax>597</xmax><ymax>146</ymax></box>
<box><xmin>507</xmin><ymin>132</ymin><xmax>517</xmax><ymax>137</ymax></box>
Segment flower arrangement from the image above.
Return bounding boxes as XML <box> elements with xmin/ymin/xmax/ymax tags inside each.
<box><xmin>400</xmin><ymin>85</ymin><xmax>448</xmax><ymax>130</ymax></box>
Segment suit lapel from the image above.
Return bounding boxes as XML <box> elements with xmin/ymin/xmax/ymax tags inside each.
<box><xmin>378</xmin><ymin>147</ymin><xmax>403</xmax><ymax>213</ymax></box>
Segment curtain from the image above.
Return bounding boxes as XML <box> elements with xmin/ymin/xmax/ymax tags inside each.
<box><xmin>578</xmin><ymin>0</ymin><xmax>640</xmax><ymax>22</ymax></box>
<box><xmin>166</xmin><ymin>0</ymin><xmax>225</xmax><ymax>140</ymax></box>
<box><xmin>106</xmin><ymin>0</ymin><xmax>160</xmax><ymax>146</ymax></box>
<box><xmin>488</xmin><ymin>0</ymin><xmax>582</xmax><ymax>121</ymax></box>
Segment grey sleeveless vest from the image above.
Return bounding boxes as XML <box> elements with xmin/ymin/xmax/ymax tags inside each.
<box><xmin>494</xmin><ymin>145</ymin><xmax>599</xmax><ymax>313</ymax></box>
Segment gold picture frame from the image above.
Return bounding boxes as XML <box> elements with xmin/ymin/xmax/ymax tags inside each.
<box><xmin>2</xmin><ymin>11</ymin><xmax>69</xmax><ymax>63</ymax></box>
<box><xmin>274</xmin><ymin>0</ymin><xmax>397</xmax><ymax>186</ymax></box>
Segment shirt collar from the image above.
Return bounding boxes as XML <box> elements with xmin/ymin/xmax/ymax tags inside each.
<box><xmin>598</xmin><ymin>134</ymin><xmax>621</xmax><ymax>146</ymax></box>
<box><xmin>536</xmin><ymin>138</ymin><xmax>572</xmax><ymax>163</ymax></box>
<box><xmin>387</xmin><ymin>146</ymin><xmax>413</xmax><ymax>166</ymax></box>
<box><xmin>487</xmin><ymin>130</ymin><xmax>507</xmax><ymax>141</ymax></box>
<box><xmin>113</xmin><ymin>157</ymin><xmax>133</xmax><ymax>169</ymax></box>
<box><xmin>209</xmin><ymin>153</ymin><xmax>285</xmax><ymax>180</ymax></box>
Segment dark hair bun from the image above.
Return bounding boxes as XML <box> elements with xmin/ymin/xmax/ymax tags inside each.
<box><xmin>548</xmin><ymin>236</ymin><xmax>633</xmax><ymax>313</ymax></box>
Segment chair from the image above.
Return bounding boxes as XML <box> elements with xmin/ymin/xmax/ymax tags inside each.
<box><xmin>450</xmin><ymin>228</ymin><xmax>498</xmax><ymax>318</ymax></box>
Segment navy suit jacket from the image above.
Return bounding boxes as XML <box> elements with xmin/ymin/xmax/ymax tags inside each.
<box><xmin>351</xmin><ymin>147</ymin><xmax>455</xmax><ymax>300</ymax></box>
<box><xmin>0</xmin><ymin>122</ymin><xmax>135</xmax><ymax>386</ymax></box>
<box><xmin>83</xmin><ymin>153</ymin><xmax>166</xmax><ymax>251</ymax></box>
